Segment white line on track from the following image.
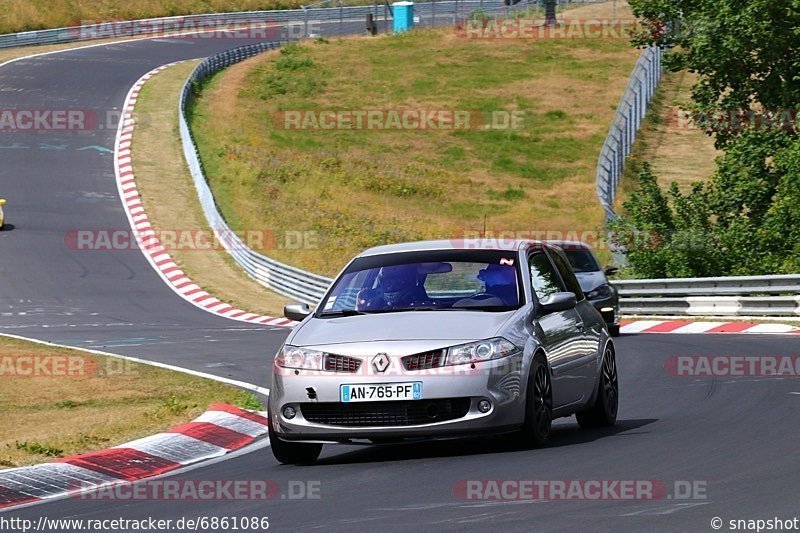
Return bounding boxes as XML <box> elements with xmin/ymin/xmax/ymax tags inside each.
<box><xmin>0</xmin><ymin>333</ymin><xmax>270</xmax><ymax>396</ymax></box>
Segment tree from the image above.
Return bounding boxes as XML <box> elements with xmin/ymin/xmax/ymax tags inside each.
<box><xmin>628</xmin><ymin>0</ymin><xmax>800</xmax><ymax>148</ymax></box>
<box><xmin>613</xmin><ymin>0</ymin><xmax>800</xmax><ymax>277</ymax></box>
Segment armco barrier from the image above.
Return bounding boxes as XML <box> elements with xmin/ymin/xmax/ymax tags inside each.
<box><xmin>179</xmin><ymin>42</ymin><xmax>334</xmax><ymax>305</ymax></box>
<box><xmin>614</xmin><ymin>275</ymin><xmax>800</xmax><ymax>317</ymax></box>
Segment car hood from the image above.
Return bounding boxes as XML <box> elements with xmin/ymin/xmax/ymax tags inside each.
<box><xmin>289</xmin><ymin>310</ymin><xmax>516</xmax><ymax>348</ymax></box>
<box><xmin>574</xmin><ymin>270</ymin><xmax>608</xmax><ymax>292</ymax></box>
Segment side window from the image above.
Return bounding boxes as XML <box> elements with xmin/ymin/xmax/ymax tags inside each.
<box><xmin>548</xmin><ymin>248</ymin><xmax>586</xmax><ymax>301</ymax></box>
<box><xmin>528</xmin><ymin>253</ymin><xmax>564</xmax><ymax>301</ymax></box>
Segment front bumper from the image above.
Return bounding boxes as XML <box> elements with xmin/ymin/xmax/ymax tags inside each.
<box><xmin>268</xmin><ymin>355</ymin><xmax>526</xmax><ymax>443</ymax></box>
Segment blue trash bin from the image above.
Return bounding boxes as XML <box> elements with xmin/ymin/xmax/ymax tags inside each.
<box><xmin>392</xmin><ymin>1</ymin><xmax>415</xmax><ymax>33</ymax></box>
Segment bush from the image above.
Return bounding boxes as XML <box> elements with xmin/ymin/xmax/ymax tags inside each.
<box><xmin>614</xmin><ymin>132</ymin><xmax>800</xmax><ymax>278</ymax></box>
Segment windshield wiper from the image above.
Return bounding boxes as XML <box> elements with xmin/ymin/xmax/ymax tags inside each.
<box><xmin>319</xmin><ymin>309</ymin><xmax>367</xmax><ymax>317</ymax></box>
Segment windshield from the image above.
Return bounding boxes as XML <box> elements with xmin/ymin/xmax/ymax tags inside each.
<box><xmin>562</xmin><ymin>248</ymin><xmax>601</xmax><ymax>273</ymax></box>
<box><xmin>319</xmin><ymin>250</ymin><xmax>523</xmax><ymax>315</ymax></box>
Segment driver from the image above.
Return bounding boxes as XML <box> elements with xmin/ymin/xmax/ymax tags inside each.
<box><xmin>356</xmin><ymin>264</ymin><xmax>429</xmax><ymax>310</ymax></box>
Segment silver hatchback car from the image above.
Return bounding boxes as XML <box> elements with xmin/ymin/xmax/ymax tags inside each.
<box><xmin>268</xmin><ymin>240</ymin><xmax>618</xmax><ymax>464</ymax></box>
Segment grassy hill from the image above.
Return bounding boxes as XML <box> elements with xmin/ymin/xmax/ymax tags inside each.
<box><xmin>189</xmin><ymin>4</ymin><xmax>640</xmax><ymax>275</ymax></box>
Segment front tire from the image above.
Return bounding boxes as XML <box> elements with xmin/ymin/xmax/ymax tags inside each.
<box><xmin>269</xmin><ymin>424</ymin><xmax>322</xmax><ymax>465</ymax></box>
<box><xmin>608</xmin><ymin>323</ymin><xmax>620</xmax><ymax>337</ymax></box>
<box><xmin>576</xmin><ymin>346</ymin><xmax>618</xmax><ymax>428</ymax></box>
<box><xmin>515</xmin><ymin>355</ymin><xmax>552</xmax><ymax>447</ymax></box>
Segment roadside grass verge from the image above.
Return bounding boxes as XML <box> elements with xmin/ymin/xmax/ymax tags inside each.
<box><xmin>0</xmin><ymin>335</ymin><xmax>262</xmax><ymax>468</ymax></box>
<box><xmin>619</xmin><ymin>69</ymin><xmax>720</xmax><ymax>202</ymax></box>
<box><xmin>190</xmin><ymin>6</ymin><xmax>640</xmax><ymax>275</ymax></box>
<box><xmin>131</xmin><ymin>61</ymin><xmax>291</xmax><ymax>317</ymax></box>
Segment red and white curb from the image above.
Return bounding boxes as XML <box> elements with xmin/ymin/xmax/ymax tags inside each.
<box><xmin>0</xmin><ymin>404</ymin><xmax>268</xmax><ymax>510</ymax></box>
<box><xmin>620</xmin><ymin>319</ymin><xmax>800</xmax><ymax>335</ymax></box>
<box><xmin>114</xmin><ymin>62</ymin><xmax>295</xmax><ymax>328</ymax></box>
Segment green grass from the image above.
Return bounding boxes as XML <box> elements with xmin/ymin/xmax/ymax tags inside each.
<box><xmin>190</xmin><ymin>20</ymin><xmax>639</xmax><ymax>274</ymax></box>
<box><xmin>0</xmin><ymin>335</ymin><xmax>263</xmax><ymax>467</ymax></box>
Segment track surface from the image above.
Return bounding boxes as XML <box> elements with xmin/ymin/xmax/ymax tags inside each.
<box><xmin>1</xmin><ymin>35</ymin><xmax>800</xmax><ymax>532</ymax></box>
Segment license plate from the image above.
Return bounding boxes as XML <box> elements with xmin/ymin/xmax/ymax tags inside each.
<box><xmin>340</xmin><ymin>382</ymin><xmax>422</xmax><ymax>402</ymax></box>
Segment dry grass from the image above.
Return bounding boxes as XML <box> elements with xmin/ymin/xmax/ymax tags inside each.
<box><xmin>621</xmin><ymin>69</ymin><xmax>719</xmax><ymax>197</ymax></box>
<box><xmin>564</xmin><ymin>0</ymin><xmax>633</xmax><ymax>19</ymax></box>
<box><xmin>131</xmin><ymin>61</ymin><xmax>291</xmax><ymax>316</ymax></box>
<box><xmin>190</xmin><ymin>8</ymin><xmax>640</xmax><ymax>274</ymax></box>
<box><xmin>616</xmin><ymin>70</ymin><xmax>720</xmax><ymax>217</ymax></box>
<box><xmin>0</xmin><ymin>335</ymin><xmax>261</xmax><ymax>467</ymax></box>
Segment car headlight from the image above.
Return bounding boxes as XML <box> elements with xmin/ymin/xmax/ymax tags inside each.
<box><xmin>587</xmin><ymin>284</ymin><xmax>612</xmax><ymax>299</ymax></box>
<box><xmin>445</xmin><ymin>337</ymin><xmax>520</xmax><ymax>366</ymax></box>
<box><xmin>275</xmin><ymin>345</ymin><xmax>324</xmax><ymax>370</ymax></box>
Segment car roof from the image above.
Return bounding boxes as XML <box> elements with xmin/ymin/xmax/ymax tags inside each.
<box><xmin>358</xmin><ymin>239</ymin><xmax>544</xmax><ymax>257</ymax></box>
<box><xmin>546</xmin><ymin>240</ymin><xmax>591</xmax><ymax>250</ymax></box>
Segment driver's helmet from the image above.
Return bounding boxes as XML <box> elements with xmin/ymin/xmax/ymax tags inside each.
<box><xmin>478</xmin><ymin>263</ymin><xmax>516</xmax><ymax>288</ymax></box>
<box><xmin>477</xmin><ymin>264</ymin><xmax>517</xmax><ymax>303</ymax></box>
<box><xmin>379</xmin><ymin>264</ymin><xmax>418</xmax><ymax>306</ymax></box>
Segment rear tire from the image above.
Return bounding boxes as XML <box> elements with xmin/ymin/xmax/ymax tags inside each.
<box><xmin>576</xmin><ymin>346</ymin><xmax>618</xmax><ymax>428</ymax></box>
<box><xmin>269</xmin><ymin>424</ymin><xmax>322</xmax><ymax>465</ymax></box>
<box><xmin>515</xmin><ymin>355</ymin><xmax>552</xmax><ymax>447</ymax></box>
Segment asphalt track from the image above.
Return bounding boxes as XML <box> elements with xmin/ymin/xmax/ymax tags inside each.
<box><xmin>1</xmin><ymin>32</ymin><xmax>800</xmax><ymax>532</ymax></box>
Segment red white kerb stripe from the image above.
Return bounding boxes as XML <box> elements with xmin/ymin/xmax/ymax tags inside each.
<box><xmin>0</xmin><ymin>404</ymin><xmax>268</xmax><ymax>509</ymax></box>
<box><xmin>114</xmin><ymin>63</ymin><xmax>295</xmax><ymax>328</ymax></box>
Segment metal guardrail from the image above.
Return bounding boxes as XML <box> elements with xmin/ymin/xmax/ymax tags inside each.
<box><xmin>614</xmin><ymin>275</ymin><xmax>800</xmax><ymax>317</ymax></box>
<box><xmin>179</xmin><ymin>42</ymin><xmax>334</xmax><ymax>304</ymax></box>
<box><xmin>596</xmin><ymin>45</ymin><xmax>662</xmax><ymax>221</ymax></box>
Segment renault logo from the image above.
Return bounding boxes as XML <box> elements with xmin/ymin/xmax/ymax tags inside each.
<box><xmin>372</xmin><ymin>353</ymin><xmax>390</xmax><ymax>373</ymax></box>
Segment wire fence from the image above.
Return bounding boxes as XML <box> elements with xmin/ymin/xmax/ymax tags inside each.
<box><xmin>596</xmin><ymin>45</ymin><xmax>663</xmax><ymax>221</ymax></box>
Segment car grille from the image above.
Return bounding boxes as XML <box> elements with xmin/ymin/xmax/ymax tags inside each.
<box><xmin>402</xmin><ymin>349</ymin><xmax>444</xmax><ymax>371</ymax></box>
<box><xmin>300</xmin><ymin>398</ymin><xmax>471</xmax><ymax>427</ymax></box>
<box><xmin>323</xmin><ymin>354</ymin><xmax>362</xmax><ymax>373</ymax></box>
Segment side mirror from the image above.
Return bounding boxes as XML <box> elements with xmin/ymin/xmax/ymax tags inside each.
<box><xmin>284</xmin><ymin>303</ymin><xmax>312</xmax><ymax>321</ymax></box>
<box><xmin>539</xmin><ymin>292</ymin><xmax>577</xmax><ymax>314</ymax></box>
<box><xmin>0</xmin><ymin>199</ymin><xmax>6</xmax><ymax>206</ymax></box>
<box><xmin>603</xmin><ymin>266</ymin><xmax>619</xmax><ymax>277</ymax></box>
